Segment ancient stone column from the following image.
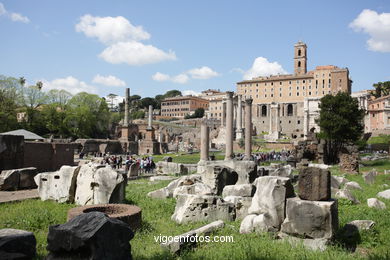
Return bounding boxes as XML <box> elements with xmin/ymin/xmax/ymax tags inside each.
<box><xmin>124</xmin><ymin>88</ymin><xmax>130</xmax><ymax>127</ymax></box>
<box><xmin>236</xmin><ymin>95</ymin><xmax>243</xmax><ymax>140</ymax></box>
<box><xmin>147</xmin><ymin>105</ymin><xmax>153</xmax><ymax>130</ymax></box>
<box><xmin>200</xmin><ymin>120</ymin><xmax>209</xmax><ymax>161</ymax></box>
<box><xmin>221</xmin><ymin>101</ymin><xmax>226</xmax><ymax>126</ymax></box>
<box><xmin>225</xmin><ymin>91</ymin><xmax>234</xmax><ymax>160</ymax></box>
<box><xmin>244</xmin><ymin>98</ymin><xmax>253</xmax><ymax>160</ymax></box>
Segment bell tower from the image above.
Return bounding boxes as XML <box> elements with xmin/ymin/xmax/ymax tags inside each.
<box><xmin>294</xmin><ymin>41</ymin><xmax>307</xmax><ymax>75</ymax></box>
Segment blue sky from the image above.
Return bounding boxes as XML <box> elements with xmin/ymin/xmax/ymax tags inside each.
<box><xmin>0</xmin><ymin>0</ymin><xmax>389</xmax><ymax>99</ymax></box>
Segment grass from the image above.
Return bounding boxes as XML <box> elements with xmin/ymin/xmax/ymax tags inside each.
<box><xmin>360</xmin><ymin>159</ymin><xmax>390</xmax><ymax>174</ymax></box>
<box><xmin>1</xmin><ymin>157</ymin><xmax>390</xmax><ymax>259</ymax></box>
<box><xmin>367</xmin><ymin>134</ymin><xmax>390</xmax><ymax>145</ymax></box>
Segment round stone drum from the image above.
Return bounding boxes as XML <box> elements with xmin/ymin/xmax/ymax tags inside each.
<box><xmin>67</xmin><ymin>204</ymin><xmax>142</xmax><ymax>231</ymax></box>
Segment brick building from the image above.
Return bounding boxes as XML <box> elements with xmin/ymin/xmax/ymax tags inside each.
<box><xmin>161</xmin><ymin>95</ymin><xmax>209</xmax><ymax>119</ymax></box>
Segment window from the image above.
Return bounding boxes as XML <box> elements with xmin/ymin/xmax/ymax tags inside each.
<box><xmin>261</xmin><ymin>105</ymin><xmax>267</xmax><ymax>117</ymax></box>
<box><xmin>280</xmin><ymin>82</ymin><xmax>282</xmax><ymax>85</ymax></box>
<box><xmin>297</xmin><ymin>92</ymin><xmax>299</xmax><ymax>96</ymax></box>
<box><xmin>303</xmin><ymin>80</ymin><xmax>305</xmax><ymax>83</ymax></box>
<box><xmin>298</xmin><ymin>61</ymin><xmax>301</xmax><ymax>67</ymax></box>
<box><xmin>298</xmin><ymin>49</ymin><xmax>301</xmax><ymax>56</ymax></box>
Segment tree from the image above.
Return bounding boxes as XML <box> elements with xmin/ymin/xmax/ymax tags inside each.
<box><xmin>0</xmin><ymin>89</ymin><xmax>19</xmax><ymax>132</ymax></box>
<box><xmin>184</xmin><ymin>108</ymin><xmax>205</xmax><ymax>119</ymax></box>
<box><xmin>316</xmin><ymin>92</ymin><xmax>364</xmax><ymax>164</ymax></box>
<box><xmin>164</xmin><ymin>90</ymin><xmax>182</xmax><ymax>98</ymax></box>
<box><xmin>65</xmin><ymin>92</ymin><xmax>110</xmax><ymax>138</ymax></box>
<box><xmin>46</xmin><ymin>89</ymin><xmax>72</xmax><ymax>109</ymax></box>
<box><xmin>139</xmin><ymin>97</ymin><xmax>157</xmax><ymax>109</ymax></box>
<box><xmin>371</xmin><ymin>81</ymin><xmax>390</xmax><ymax>98</ymax></box>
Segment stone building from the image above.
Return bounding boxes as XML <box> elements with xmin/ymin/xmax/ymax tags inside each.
<box><xmin>161</xmin><ymin>95</ymin><xmax>209</xmax><ymax>118</ymax></box>
<box><xmin>367</xmin><ymin>95</ymin><xmax>390</xmax><ymax>135</ymax></box>
<box><xmin>200</xmin><ymin>89</ymin><xmax>226</xmax><ymax>121</ymax></box>
<box><xmin>351</xmin><ymin>90</ymin><xmax>371</xmax><ymax>133</ymax></box>
<box><xmin>236</xmin><ymin>41</ymin><xmax>352</xmax><ymax>140</ymax></box>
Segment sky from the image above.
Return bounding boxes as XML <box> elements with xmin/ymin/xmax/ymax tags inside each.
<box><xmin>0</xmin><ymin>0</ymin><xmax>389</xmax><ymax>100</ymax></box>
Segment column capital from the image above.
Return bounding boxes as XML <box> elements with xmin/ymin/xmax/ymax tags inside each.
<box><xmin>245</xmin><ymin>98</ymin><xmax>253</xmax><ymax>105</ymax></box>
<box><xmin>226</xmin><ymin>91</ymin><xmax>234</xmax><ymax>99</ymax></box>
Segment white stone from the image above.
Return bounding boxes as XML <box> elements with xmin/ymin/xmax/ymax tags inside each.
<box><xmin>149</xmin><ymin>176</ymin><xmax>177</xmax><ymax>182</ymax></box>
<box><xmin>222</xmin><ymin>184</ymin><xmax>255</xmax><ymax>198</ymax></box>
<box><xmin>348</xmin><ymin>220</ymin><xmax>375</xmax><ymax>231</ymax></box>
<box><xmin>239</xmin><ymin>214</ymin><xmax>256</xmax><ymax>234</ymax></box>
<box><xmin>224</xmin><ymin>196</ymin><xmax>252</xmax><ymax>220</ymax></box>
<box><xmin>330</xmin><ymin>176</ymin><xmax>348</xmax><ymax>189</ymax></box>
<box><xmin>34</xmin><ymin>166</ymin><xmax>79</xmax><ymax>203</ymax></box>
<box><xmin>171</xmin><ymin>194</ymin><xmax>235</xmax><ymax>224</ymax></box>
<box><xmin>367</xmin><ymin>198</ymin><xmax>386</xmax><ymax>209</ymax></box>
<box><xmin>308</xmin><ymin>163</ymin><xmax>331</xmax><ymax>170</ymax></box>
<box><xmin>377</xmin><ymin>189</ymin><xmax>390</xmax><ymax>199</ymax></box>
<box><xmin>248</xmin><ymin>176</ymin><xmax>294</xmax><ymax>229</ymax></box>
<box><xmin>172</xmin><ymin>183</ymin><xmax>213</xmax><ymax>198</ymax></box>
<box><xmin>344</xmin><ymin>181</ymin><xmax>362</xmax><ymax>191</ymax></box>
<box><xmin>335</xmin><ymin>189</ymin><xmax>360</xmax><ymax>204</ymax></box>
<box><xmin>74</xmin><ymin>164</ymin><xmax>124</xmax><ymax>205</ymax></box>
<box><xmin>147</xmin><ymin>188</ymin><xmax>170</xmax><ymax>199</ymax></box>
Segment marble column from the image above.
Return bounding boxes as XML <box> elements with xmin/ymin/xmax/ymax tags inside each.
<box><xmin>222</xmin><ymin>101</ymin><xmax>226</xmax><ymax>126</ymax></box>
<box><xmin>147</xmin><ymin>105</ymin><xmax>153</xmax><ymax>130</ymax></box>
<box><xmin>225</xmin><ymin>91</ymin><xmax>234</xmax><ymax>160</ymax></box>
<box><xmin>200</xmin><ymin>120</ymin><xmax>209</xmax><ymax>161</ymax></box>
<box><xmin>244</xmin><ymin>98</ymin><xmax>253</xmax><ymax>160</ymax></box>
<box><xmin>236</xmin><ymin>95</ymin><xmax>243</xmax><ymax>140</ymax></box>
<box><xmin>124</xmin><ymin>88</ymin><xmax>130</xmax><ymax>127</ymax></box>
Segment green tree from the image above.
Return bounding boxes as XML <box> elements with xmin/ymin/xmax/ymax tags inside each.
<box><xmin>107</xmin><ymin>93</ymin><xmax>118</xmax><ymax>111</ymax></box>
<box><xmin>65</xmin><ymin>92</ymin><xmax>110</xmax><ymax>138</ymax></box>
<box><xmin>184</xmin><ymin>108</ymin><xmax>205</xmax><ymax>119</ymax></box>
<box><xmin>139</xmin><ymin>97</ymin><xmax>157</xmax><ymax>109</ymax></box>
<box><xmin>164</xmin><ymin>90</ymin><xmax>182</xmax><ymax>98</ymax></box>
<box><xmin>0</xmin><ymin>89</ymin><xmax>19</xmax><ymax>132</ymax></box>
<box><xmin>371</xmin><ymin>81</ymin><xmax>390</xmax><ymax>98</ymax></box>
<box><xmin>46</xmin><ymin>89</ymin><xmax>72</xmax><ymax>109</ymax></box>
<box><xmin>317</xmin><ymin>92</ymin><xmax>364</xmax><ymax>164</ymax></box>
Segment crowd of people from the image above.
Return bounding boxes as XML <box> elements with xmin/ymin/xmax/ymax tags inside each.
<box><xmin>235</xmin><ymin>150</ymin><xmax>292</xmax><ymax>164</ymax></box>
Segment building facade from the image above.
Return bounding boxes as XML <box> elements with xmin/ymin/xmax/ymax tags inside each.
<box><xmin>367</xmin><ymin>95</ymin><xmax>390</xmax><ymax>135</ymax></box>
<box><xmin>236</xmin><ymin>41</ymin><xmax>352</xmax><ymax>139</ymax></box>
<box><xmin>161</xmin><ymin>95</ymin><xmax>209</xmax><ymax>118</ymax></box>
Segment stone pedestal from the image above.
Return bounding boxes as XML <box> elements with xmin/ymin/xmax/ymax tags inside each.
<box><xmin>280</xmin><ymin>197</ymin><xmax>338</xmax><ymax>239</ymax></box>
<box><xmin>298</xmin><ymin>167</ymin><xmax>331</xmax><ymax>201</ymax></box>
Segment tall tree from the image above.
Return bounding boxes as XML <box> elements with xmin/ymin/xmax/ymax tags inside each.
<box><xmin>372</xmin><ymin>81</ymin><xmax>390</xmax><ymax>98</ymax></box>
<box><xmin>317</xmin><ymin>92</ymin><xmax>364</xmax><ymax>164</ymax></box>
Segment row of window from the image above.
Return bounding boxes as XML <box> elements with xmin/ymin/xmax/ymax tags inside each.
<box><xmin>161</xmin><ymin>101</ymin><xmax>209</xmax><ymax>107</ymax></box>
<box><xmin>241</xmin><ymin>90</ymin><xmax>332</xmax><ymax>99</ymax></box>
<box><xmin>161</xmin><ymin>108</ymin><xmax>190</xmax><ymax>112</ymax></box>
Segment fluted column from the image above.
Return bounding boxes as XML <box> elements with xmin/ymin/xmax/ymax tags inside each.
<box><xmin>244</xmin><ymin>98</ymin><xmax>253</xmax><ymax>160</ymax></box>
<box><xmin>225</xmin><ymin>91</ymin><xmax>234</xmax><ymax>160</ymax></box>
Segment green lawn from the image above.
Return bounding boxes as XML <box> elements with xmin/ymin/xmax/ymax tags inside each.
<box><xmin>367</xmin><ymin>134</ymin><xmax>390</xmax><ymax>145</ymax></box>
<box><xmin>1</xmin><ymin>160</ymin><xmax>390</xmax><ymax>259</ymax></box>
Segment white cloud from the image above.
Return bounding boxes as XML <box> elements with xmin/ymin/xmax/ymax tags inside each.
<box><xmin>10</xmin><ymin>12</ymin><xmax>29</xmax><ymax>23</ymax></box>
<box><xmin>172</xmin><ymin>74</ymin><xmax>189</xmax><ymax>84</ymax></box>
<box><xmin>99</xmin><ymin>41</ymin><xmax>176</xmax><ymax>65</ymax></box>
<box><xmin>92</xmin><ymin>74</ymin><xmax>126</xmax><ymax>87</ymax></box>
<box><xmin>230</xmin><ymin>67</ymin><xmax>245</xmax><ymax>74</ymax></box>
<box><xmin>182</xmin><ymin>90</ymin><xmax>200</xmax><ymax>96</ymax></box>
<box><xmin>152</xmin><ymin>72</ymin><xmax>170</xmax><ymax>82</ymax></box>
<box><xmin>151</xmin><ymin>72</ymin><xmax>188</xmax><ymax>84</ymax></box>
<box><xmin>75</xmin><ymin>14</ymin><xmax>150</xmax><ymax>44</ymax></box>
<box><xmin>0</xmin><ymin>3</ymin><xmax>5</xmax><ymax>15</ymax></box>
<box><xmin>42</xmin><ymin>76</ymin><xmax>97</xmax><ymax>95</ymax></box>
<box><xmin>243</xmin><ymin>57</ymin><xmax>287</xmax><ymax>80</ymax></box>
<box><xmin>0</xmin><ymin>3</ymin><xmax>30</xmax><ymax>23</ymax></box>
<box><xmin>187</xmin><ymin>66</ymin><xmax>219</xmax><ymax>79</ymax></box>
<box><xmin>350</xmin><ymin>9</ymin><xmax>390</xmax><ymax>52</ymax></box>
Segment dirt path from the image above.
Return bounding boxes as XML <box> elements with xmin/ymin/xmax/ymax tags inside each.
<box><xmin>0</xmin><ymin>189</ymin><xmax>39</xmax><ymax>204</ymax></box>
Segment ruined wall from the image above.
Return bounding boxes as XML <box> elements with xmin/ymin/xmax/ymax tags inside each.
<box><xmin>75</xmin><ymin>139</ymin><xmax>123</xmax><ymax>154</ymax></box>
<box><xmin>24</xmin><ymin>142</ymin><xmax>75</xmax><ymax>172</ymax></box>
<box><xmin>0</xmin><ymin>135</ymin><xmax>24</xmax><ymax>171</ymax></box>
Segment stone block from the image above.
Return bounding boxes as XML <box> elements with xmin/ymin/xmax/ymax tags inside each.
<box><xmin>224</xmin><ymin>196</ymin><xmax>252</xmax><ymax>220</ymax></box>
<box><xmin>128</xmin><ymin>163</ymin><xmax>139</xmax><ymax>177</ymax></box>
<box><xmin>46</xmin><ymin>212</ymin><xmax>134</xmax><ymax>260</ymax></box>
<box><xmin>222</xmin><ymin>184</ymin><xmax>255</xmax><ymax>198</ymax></box>
<box><xmin>248</xmin><ymin>176</ymin><xmax>295</xmax><ymax>230</ymax></box>
<box><xmin>280</xmin><ymin>197</ymin><xmax>338</xmax><ymax>239</ymax></box>
<box><xmin>298</xmin><ymin>167</ymin><xmax>330</xmax><ymax>201</ymax></box>
<box><xmin>34</xmin><ymin>166</ymin><xmax>79</xmax><ymax>203</ymax></box>
<box><xmin>0</xmin><ymin>167</ymin><xmax>38</xmax><ymax>191</ymax></box>
<box><xmin>172</xmin><ymin>183</ymin><xmax>213</xmax><ymax>198</ymax></box>
<box><xmin>363</xmin><ymin>171</ymin><xmax>376</xmax><ymax>185</ymax></box>
<box><xmin>75</xmin><ymin>164</ymin><xmax>125</xmax><ymax>205</ymax></box>
<box><xmin>0</xmin><ymin>228</ymin><xmax>36</xmax><ymax>259</ymax></box>
<box><xmin>201</xmin><ymin>166</ymin><xmax>238</xmax><ymax>195</ymax></box>
<box><xmin>335</xmin><ymin>189</ymin><xmax>360</xmax><ymax>204</ymax></box>
<box><xmin>171</xmin><ymin>194</ymin><xmax>235</xmax><ymax>224</ymax></box>
<box><xmin>344</xmin><ymin>181</ymin><xmax>362</xmax><ymax>191</ymax></box>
